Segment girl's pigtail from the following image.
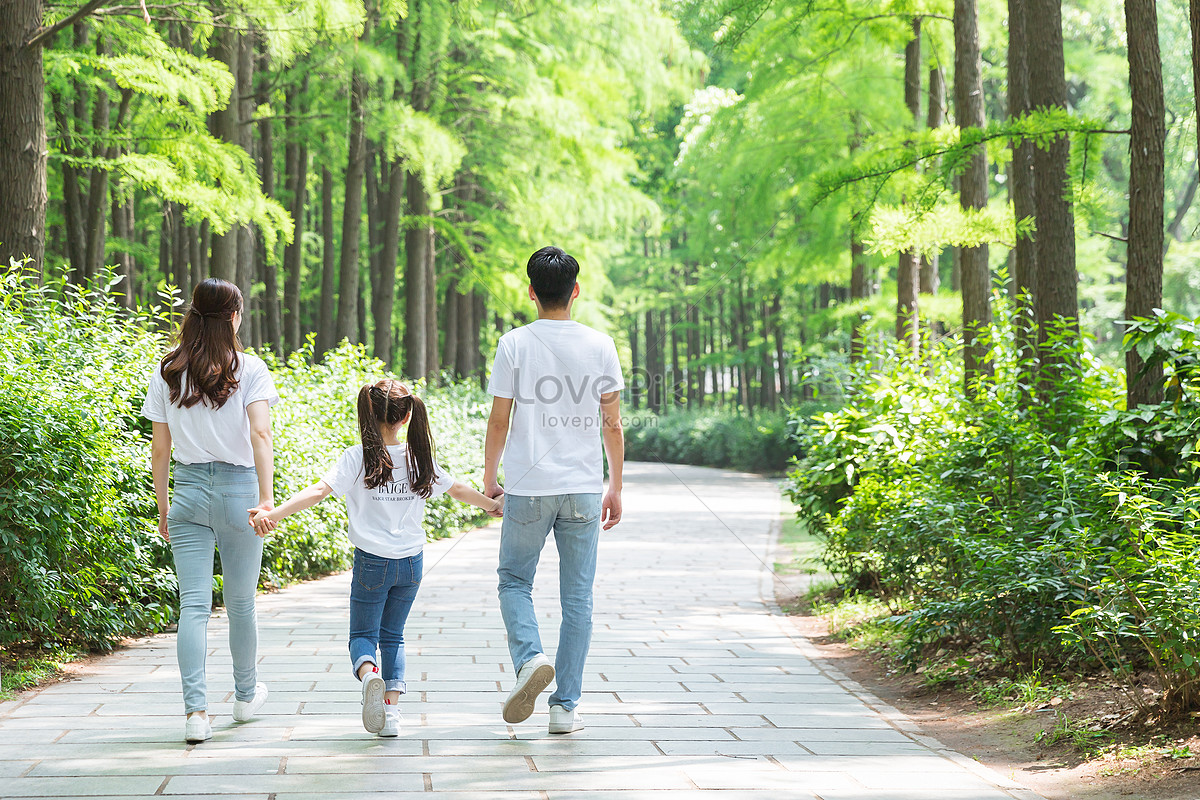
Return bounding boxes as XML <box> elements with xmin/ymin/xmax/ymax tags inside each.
<box><xmin>358</xmin><ymin>384</ymin><xmax>395</xmax><ymax>489</ymax></box>
<box><xmin>405</xmin><ymin>394</ymin><xmax>437</xmax><ymax>498</ymax></box>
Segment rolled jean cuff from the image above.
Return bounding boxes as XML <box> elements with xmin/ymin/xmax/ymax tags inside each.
<box><xmin>384</xmin><ymin>680</ymin><xmax>406</xmax><ymax>693</ymax></box>
<box><xmin>184</xmin><ymin>704</ymin><xmax>207</xmax><ymax>715</ymax></box>
<box><xmin>352</xmin><ymin>654</ymin><xmax>377</xmax><ymax>679</ymax></box>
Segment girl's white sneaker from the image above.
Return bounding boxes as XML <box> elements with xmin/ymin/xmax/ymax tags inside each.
<box><xmin>361</xmin><ymin>672</ymin><xmax>386</xmax><ymax>733</ymax></box>
<box><xmin>379</xmin><ymin>705</ymin><xmax>402</xmax><ymax>737</ymax></box>
<box><xmin>184</xmin><ymin>714</ymin><xmax>212</xmax><ymax>743</ymax></box>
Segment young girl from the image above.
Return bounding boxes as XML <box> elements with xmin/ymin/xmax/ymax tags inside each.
<box><xmin>251</xmin><ymin>379</ymin><xmax>501</xmax><ymax>737</ymax></box>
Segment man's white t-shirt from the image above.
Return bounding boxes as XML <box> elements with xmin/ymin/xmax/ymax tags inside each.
<box><xmin>321</xmin><ymin>444</ymin><xmax>455</xmax><ymax>559</ymax></box>
<box><xmin>141</xmin><ymin>353</ymin><xmax>280</xmax><ymax>467</ymax></box>
<box><xmin>486</xmin><ymin>319</ymin><xmax>624</xmax><ymax>496</ymax></box>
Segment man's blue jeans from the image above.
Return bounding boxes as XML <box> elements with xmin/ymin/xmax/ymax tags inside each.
<box><xmin>497</xmin><ymin>493</ymin><xmax>602</xmax><ymax>711</ymax></box>
<box><xmin>348</xmin><ymin>549</ymin><xmax>422</xmax><ymax>693</ymax></box>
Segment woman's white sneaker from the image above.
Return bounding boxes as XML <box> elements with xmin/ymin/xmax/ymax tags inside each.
<box><xmin>548</xmin><ymin>705</ymin><xmax>583</xmax><ymax>734</ymax></box>
<box><xmin>184</xmin><ymin>714</ymin><xmax>212</xmax><ymax>743</ymax></box>
<box><xmin>232</xmin><ymin>683</ymin><xmax>268</xmax><ymax>722</ymax></box>
<box><xmin>379</xmin><ymin>705</ymin><xmax>402</xmax><ymax>737</ymax></box>
<box><xmin>361</xmin><ymin>672</ymin><xmax>386</xmax><ymax>733</ymax></box>
<box><xmin>502</xmin><ymin>654</ymin><xmax>555</xmax><ymax>724</ymax></box>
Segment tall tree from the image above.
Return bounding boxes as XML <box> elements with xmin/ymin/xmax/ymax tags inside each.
<box><xmin>336</xmin><ymin>26</ymin><xmax>370</xmax><ymax>345</ymax></box>
<box><xmin>955</xmin><ymin>0</ymin><xmax>992</xmax><ymax>392</ymax></box>
<box><xmin>282</xmin><ymin>76</ymin><xmax>309</xmax><ymax>353</ymax></box>
<box><xmin>920</xmin><ymin>65</ymin><xmax>945</xmax><ymax>296</ymax></box>
<box><xmin>1124</xmin><ymin>0</ymin><xmax>1166</xmax><ymax>408</ymax></box>
<box><xmin>316</xmin><ymin>165</ymin><xmax>337</xmax><ymax>360</ymax></box>
<box><xmin>208</xmin><ymin>26</ymin><xmax>241</xmax><ymax>283</ymax></box>
<box><xmin>895</xmin><ymin>18</ymin><xmax>921</xmax><ymax>351</ymax></box>
<box><xmin>1028</xmin><ymin>0</ymin><xmax>1080</xmax><ymax>397</ymax></box>
<box><xmin>1009</xmin><ymin>0</ymin><xmax>1038</xmax><ymax>384</ymax></box>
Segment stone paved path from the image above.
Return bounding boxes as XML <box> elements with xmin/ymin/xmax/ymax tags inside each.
<box><xmin>0</xmin><ymin>462</ymin><xmax>1044</xmax><ymax>799</ymax></box>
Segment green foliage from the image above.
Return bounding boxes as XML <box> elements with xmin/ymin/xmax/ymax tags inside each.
<box><xmin>784</xmin><ymin>297</ymin><xmax>1200</xmax><ymax>714</ymax></box>
<box><xmin>624</xmin><ymin>408</ymin><xmax>810</xmax><ymax>473</ymax></box>
<box><xmin>0</xmin><ymin>275</ymin><xmax>488</xmax><ymax>650</ymax></box>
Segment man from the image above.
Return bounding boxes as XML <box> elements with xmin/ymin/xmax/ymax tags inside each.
<box><xmin>483</xmin><ymin>245</ymin><xmax>624</xmax><ymax>735</ymax></box>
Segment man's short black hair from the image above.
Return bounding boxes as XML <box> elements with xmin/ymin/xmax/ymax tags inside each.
<box><xmin>527</xmin><ymin>246</ymin><xmax>579</xmax><ymax>309</ymax></box>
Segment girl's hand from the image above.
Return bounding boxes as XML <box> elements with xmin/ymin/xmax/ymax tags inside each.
<box><xmin>487</xmin><ymin>497</ymin><xmax>504</xmax><ymax>518</ymax></box>
<box><xmin>158</xmin><ymin>514</ymin><xmax>170</xmax><ymax>543</ymax></box>
<box><xmin>250</xmin><ymin>509</ymin><xmax>276</xmax><ymax>538</ymax></box>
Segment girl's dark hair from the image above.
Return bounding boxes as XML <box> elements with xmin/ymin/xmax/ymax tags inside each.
<box><xmin>357</xmin><ymin>380</ymin><xmax>437</xmax><ymax>496</ymax></box>
<box><xmin>160</xmin><ymin>278</ymin><xmax>244</xmax><ymax>409</ymax></box>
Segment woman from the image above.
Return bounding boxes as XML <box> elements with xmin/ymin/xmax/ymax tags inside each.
<box><xmin>141</xmin><ymin>278</ymin><xmax>277</xmax><ymax>744</ymax></box>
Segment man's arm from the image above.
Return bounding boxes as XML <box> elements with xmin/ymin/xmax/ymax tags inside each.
<box><xmin>600</xmin><ymin>390</ymin><xmax>623</xmax><ymax>530</ymax></box>
<box><xmin>483</xmin><ymin>396</ymin><xmax>513</xmax><ymax>499</ymax></box>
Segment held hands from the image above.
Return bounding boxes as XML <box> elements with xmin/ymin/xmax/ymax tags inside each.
<box><xmin>601</xmin><ymin>489</ymin><xmax>622</xmax><ymax>531</ymax></box>
<box><xmin>487</xmin><ymin>496</ymin><xmax>505</xmax><ymax>518</ymax></box>
<box><xmin>247</xmin><ymin>501</ymin><xmax>276</xmax><ymax>538</ymax></box>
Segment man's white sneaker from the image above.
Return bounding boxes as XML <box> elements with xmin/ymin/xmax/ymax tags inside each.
<box><xmin>502</xmin><ymin>654</ymin><xmax>555</xmax><ymax>724</ymax></box>
<box><xmin>548</xmin><ymin>705</ymin><xmax>583</xmax><ymax>734</ymax></box>
<box><xmin>379</xmin><ymin>705</ymin><xmax>402</xmax><ymax>737</ymax></box>
<box><xmin>232</xmin><ymin>683</ymin><xmax>268</xmax><ymax>722</ymax></box>
<box><xmin>361</xmin><ymin>671</ymin><xmax>386</xmax><ymax>733</ymax></box>
<box><xmin>184</xmin><ymin>714</ymin><xmax>212</xmax><ymax>744</ymax></box>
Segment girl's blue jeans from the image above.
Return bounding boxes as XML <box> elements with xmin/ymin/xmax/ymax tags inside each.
<box><xmin>349</xmin><ymin>549</ymin><xmax>422</xmax><ymax>692</ymax></box>
<box><xmin>168</xmin><ymin>462</ymin><xmax>263</xmax><ymax>715</ymax></box>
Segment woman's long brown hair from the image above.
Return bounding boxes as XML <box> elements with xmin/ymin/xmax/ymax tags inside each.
<box><xmin>160</xmin><ymin>279</ymin><xmax>244</xmax><ymax>409</ymax></box>
<box><xmin>357</xmin><ymin>380</ymin><xmax>438</xmax><ymax>497</ymax></box>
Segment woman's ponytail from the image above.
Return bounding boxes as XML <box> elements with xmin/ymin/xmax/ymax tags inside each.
<box><xmin>405</xmin><ymin>394</ymin><xmax>437</xmax><ymax>498</ymax></box>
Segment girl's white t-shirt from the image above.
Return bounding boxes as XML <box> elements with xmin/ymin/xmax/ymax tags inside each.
<box><xmin>321</xmin><ymin>444</ymin><xmax>455</xmax><ymax>559</ymax></box>
<box><xmin>141</xmin><ymin>353</ymin><xmax>279</xmax><ymax>467</ymax></box>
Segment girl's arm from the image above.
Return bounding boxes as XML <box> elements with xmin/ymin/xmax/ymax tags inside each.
<box><xmin>447</xmin><ymin>481</ymin><xmax>504</xmax><ymax>517</ymax></box>
<box><xmin>151</xmin><ymin>423</ymin><xmax>172</xmax><ymax>541</ymax></box>
<box><xmin>247</xmin><ymin>399</ymin><xmax>275</xmax><ymax>514</ymax></box>
<box><xmin>251</xmin><ymin>481</ymin><xmax>334</xmax><ymax>536</ymax></box>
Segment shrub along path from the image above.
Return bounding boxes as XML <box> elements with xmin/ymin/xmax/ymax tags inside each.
<box><xmin>0</xmin><ymin>462</ymin><xmax>1044</xmax><ymax>799</ymax></box>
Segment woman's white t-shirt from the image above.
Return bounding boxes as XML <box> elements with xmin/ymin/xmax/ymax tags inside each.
<box><xmin>141</xmin><ymin>353</ymin><xmax>280</xmax><ymax>467</ymax></box>
<box><xmin>321</xmin><ymin>444</ymin><xmax>455</xmax><ymax>559</ymax></box>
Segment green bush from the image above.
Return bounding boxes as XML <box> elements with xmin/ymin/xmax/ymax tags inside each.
<box><xmin>784</xmin><ymin>296</ymin><xmax>1200</xmax><ymax>714</ymax></box>
<box><xmin>0</xmin><ymin>274</ymin><xmax>489</xmax><ymax>650</ymax></box>
<box><xmin>625</xmin><ymin>408</ymin><xmax>814</xmax><ymax>473</ymax></box>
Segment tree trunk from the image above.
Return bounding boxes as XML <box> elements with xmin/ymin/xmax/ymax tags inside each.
<box><xmin>336</xmin><ymin>59</ymin><xmax>368</xmax><ymax>345</ymax></box>
<box><xmin>84</xmin><ymin>41</ymin><xmax>111</xmax><ymax>283</ymax></box>
<box><xmin>1124</xmin><ymin>0</ymin><xmax>1165</xmax><ymax>409</ymax></box>
<box><xmin>1028</xmin><ymin>0</ymin><xmax>1080</xmax><ymax>397</ymax></box>
<box><xmin>1009</xmin><ymin>0</ymin><xmax>1038</xmax><ymax>386</ymax></box>
<box><xmin>425</xmin><ymin>231</ymin><xmax>438</xmax><ymax>378</ymax></box>
<box><xmin>374</xmin><ymin>152</ymin><xmax>405</xmax><ymax>365</ymax></box>
<box><xmin>1192</xmin><ymin>0</ymin><xmax>1200</xmax><ymax>194</ymax></box>
<box><xmin>404</xmin><ymin>171</ymin><xmax>429</xmax><ymax>378</ymax></box>
<box><xmin>956</xmin><ymin>0</ymin><xmax>993</xmax><ymax>393</ymax></box>
<box><xmin>0</xmin><ymin>0</ymin><xmax>47</xmax><ymax>273</ymax></box>
<box><xmin>920</xmin><ymin>65</ymin><xmax>946</xmax><ymax>295</ymax></box>
<box><xmin>443</xmin><ymin>279</ymin><xmax>459</xmax><ymax>374</ymax></box>
<box><xmin>208</xmin><ymin>26</ymin><xmax>239</xmax><ymax>283</ymax></box>
<box><xmin>896</xmin><ymin>18</ymin><xmax>921</xmax><ymax>351</ymax></box>
<box><xmin>316</xmin><ymin>166</ymin><xmax>337</xmax><ymax>360</ymax></box>
<box><xmin>282</xmin><ymin>77</ymin><xmax>308</xmax><ymax>353</ymax></box>
<box><xmin>455</xmin><ymin>284</ymin><xmax>473</xmax><ymax>378</ymax></box>
<box><xmin>772</xmin><ymin>296</ymin><xmax>787</xmax><ymax>405</ymax></box>
<box><xmin>630</xmin><ymin>314</ymin><xmax>641</xmax><ymax>410</ymax></box>
<box><xmin>257</xmin><ymin>47</ymin><xmax>281</xmax><ymax>355</ymax></box>
<box><xmin>51</xmin><ymin>95</ymin><xmax>87</xmax><ymax>278</ymax></box>
<box><xmin>645</xmin><ymin>309</ymin><xmax>661</xmax><ymax>412</ymax></box>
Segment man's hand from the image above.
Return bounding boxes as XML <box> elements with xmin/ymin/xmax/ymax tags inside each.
<box><xmin>601</xmin><ymin>489</ymin><xmax>622</xmax><ymax>531</ymax></box>
<box><xmin>158</xmin><ymin>513</ymin><xmax>170</xmax><ymax>543</ymax></box>
<box><xmin>484</xmin><ymin>479</ymin><xmax>505</xmax><ymax>501</ymax></box>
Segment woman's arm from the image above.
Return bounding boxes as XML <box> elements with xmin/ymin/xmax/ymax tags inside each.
<box><xmin>151</xmin><ymin>422</ymin><xmax>173</xmax><ymax>541</ymax></box>
<box><xmin>246</xmin><ymin>399</ymin><xmax>274</xmax><ymax>513</ymax></box>
<box><xmin>447</xmin><ymin>481</ymin><xmax>504</xmax><ymax>517</ymax></box>
<box><xmin>250</xmin><ymin>481</ymin><xmax>334</xmax><ymax>536</ymax></box>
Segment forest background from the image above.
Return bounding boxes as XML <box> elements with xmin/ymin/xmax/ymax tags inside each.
<box><xmin>4</xmin><ymin>0</ymin><xmax>1200</xmax><ymax>722</ymax></box>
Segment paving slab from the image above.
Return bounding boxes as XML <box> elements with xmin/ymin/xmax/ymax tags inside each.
<box><xmin>0</xmin><ymin>462</ymin><xmax>1042</xmax><ymax>798</ymax></box>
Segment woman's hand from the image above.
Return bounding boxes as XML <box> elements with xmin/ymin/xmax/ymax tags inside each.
<box><xmin>158</xmin><ymin>513</ymin><xmax>170</xmax><ymax>542</ymax></box>
<box><xmin>250</xmin><ymin>508</ymin><xmax>276</xmax><ymax>538</ymax></box>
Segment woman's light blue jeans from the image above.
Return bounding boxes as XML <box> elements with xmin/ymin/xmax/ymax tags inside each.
<box><xmin>168</xmin><ymin>462</ymin><xmax>263</xmax><ymax>715</ymax></box>
<box><xmin>497</xmin><ymin>493</ymin><xmax>602</xmax><ymax>711</ymax></box>
<box><xmin>348</xmin><ymin>549</ymin><xmax>423</xmax><ymax>693</ymax></box>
